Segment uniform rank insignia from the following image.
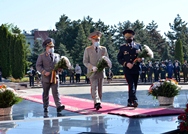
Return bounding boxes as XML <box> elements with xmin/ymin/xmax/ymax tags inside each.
<box><xmin>124</xmin><ymin>51</ymin><xmax>129</xmax><ymax>55</ymax></box>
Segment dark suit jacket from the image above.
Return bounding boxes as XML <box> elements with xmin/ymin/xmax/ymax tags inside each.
<box><xmin>117</xmin><ymin>42</ymin><xmax>141</xmax><ymax>74</ymax></box>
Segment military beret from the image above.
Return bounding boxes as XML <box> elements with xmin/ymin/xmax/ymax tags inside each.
<box><xmin>88</xmin><ymin>31</ymin><xmax>102</xmax><ymax>40</ymax></box>
<box><xmin>123</xmin><ymin>29</ymin><xmax>135</xmax><ymax>38</ymax></box>
<box><xmin>42</xmin><ymin>38</ymin><xmax>55</xmax><ymax>48</ymax></box>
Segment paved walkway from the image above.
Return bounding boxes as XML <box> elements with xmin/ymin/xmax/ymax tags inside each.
<box><xmin>0</xmin><ymin>81</ymin><xmax>188</xmax><ymax>133</ymax></box>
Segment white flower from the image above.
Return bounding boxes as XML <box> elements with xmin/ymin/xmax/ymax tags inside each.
<box><xmin>6</xmin><ymin>87</ymin><xmax>17</xmax><ymax>95</ymax></box>
<box><xmin>136</xmin><ymin>49</ymin><xmax>141</xmax><ymax>53</ymax></box>
<box><xmin>61</xmin><ymin>56</ymin><xmax>71</xmax><ymax>69</ymax></box>
<box><xmin>102</xmin><ymin>56</ymin><xmax>112</xmax><ymax>68</ymax></box>
<box><xmin>144</xmin><ymin>45</ymin><xmax>154</xmax><ymax>58</ymax></box>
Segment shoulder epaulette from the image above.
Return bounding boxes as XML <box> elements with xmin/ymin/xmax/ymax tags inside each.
<box><xmin>120</xmin><ymin>44</ymin><xmax>126</xmax><ymax>46</ymax></box>
<box><xmin>40</xmin><ymin>52</ymin><xmax>45</xmax><ymax>56</ymax></box>
<box><xmin>86</xmin><ymin>46</ymin><xmax>92</xmax><ymax>49</ymax></box>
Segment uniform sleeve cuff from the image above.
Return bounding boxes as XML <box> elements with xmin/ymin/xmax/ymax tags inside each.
<box><xmin>123</xmin><ymin>62</ymin><xmax>127</xmax><ymax>67</ymax></box>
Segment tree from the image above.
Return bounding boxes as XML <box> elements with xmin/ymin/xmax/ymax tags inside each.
<box><xmin>165</xmin><ymin>14</ymin><xmax>188</xmax><ymax>58</ymax></box>
<box><xmin>58</xmin><ymin>43</ymin><xmax>73</xmax><ymax>64</ymax></box>
<box><xmin>146</xmin><ymin>20</ymin><xmax>167</xmax><ymax>60</ymax></box>
<box><xmin>175</xmin><ymin>39</ymin><xmax>184</xmax><ymax>64</ymax></box>
<box><xmin>0</xmin><ymin>24</ymin><xmax>11</xmax><ymax>78</ymax></box>
<box><xmin>71</xmin><ymin>24</ymin><xmax>88</xmax><ymax>67</ymax></box>
<box><xmin>103</xmin><ymin>33</ymin><xmax>119</xmax><ymax>74</ymax></box>
<box><xmin>30</xmin><ymin>39</ymin><xmax>44</xmax><ymax>68</ymax></box>
<box><xmin>11</xmin><ymin>34</ymin><xmax>26</xmax><ymax>79</ymax></box>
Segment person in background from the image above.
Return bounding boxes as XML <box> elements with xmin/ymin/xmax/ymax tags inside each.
<box><xmin>35</xmin><ymin>71</ymin><xmax>41</xmax><ymax>87</ymax></box>
<box><xmin>182</xmin><ymin>60</ymin><xmax>188</xmax><ymax>82</ymax></box>
<box><xmin>147</xmin><ymin>62</ymin><xmax>153</xmax><ymax>83</ymax></box>
<box><xmin>69</xmin><ymin>66</ymin><xmax>75</xmax><ymax>83</ymax></box>
<box><xmin>36</xmin><ymin>38</ymin><xmax>65</xmax><ymax>113</ymax></box>
<box><xmin>83</xmin><ymin>31</ymin><xmax>110</xmax><ymax>110</ymax></box>
<box><xmin>140</xmin><ymin>62</ymin><xmax>147</xmax><ymax>83</ymax></box>
<box><xmin>167</xmin><ymin>60</ymin><xmax>174</xmax><ymax>79</ymax></box>
<box><xmin>117</xmin><ymin>29</ymin><xmax>142</xmax><ymax>107</ymax></box>
<box><xmin>58</xmin><ymin>70</ymin><xmax>62</xmax><ymax>84</ymax></box>
<box><xmin>154</xmin><ymin>63</ymin><xmax>160</xmax><ymax>81</ymax></box>
<box><xmin>174</xmin><ymin>62</ymin><xmax>180</xmax><ymax>82</ymax></box>
<box><xmin>107</xmin><ymin>69</ymin><xmax>113</xmax><ymax>83</ymax></box>
<box><xmin>75</xmin><ymin>64</ymin><xmax>82</xmax><ymax>83</ymax></box>
<box><xmin>61</xmin><ymin>69</ymin><xmax>67</xmax><ymax>84</ymax></box>
<box><xmin>160</xmin><ymin>61</ymin><xmax>167</xmax><ymax>79</ymax></box>
<box><xmin>29</xmin><ymin>66</ymin><xmax>36</xmax><ymax>87</ymax></box>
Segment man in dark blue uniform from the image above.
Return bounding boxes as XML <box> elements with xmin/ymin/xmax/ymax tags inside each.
<box><xmin>117</xmin><ymin>29</ymin><xmax>142</xmax><ymax>107</ymax></box>
<box><xmin>160</xmin><ymin>61</ymin><xmax>167</xmax><ymax>79</ymax></box>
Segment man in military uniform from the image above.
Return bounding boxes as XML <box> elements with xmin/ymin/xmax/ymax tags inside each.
<box><xmin>147</xmin><ymin>62</ymin><xmax>153</xmax><ymax>83</ymax></box>
<box><xmin>182</xmin><ymin>60</ymin><xmax>188</xmax><ymax>82</ymax></box>
<box><xmin>83</xmin><ymin>31</ymin><xmax>109</xmax><ymax>110</ymax></box>
<box><xmin>36</xmin><ymin>38</ymin><xmax>65</xmax><ymax>113</ymax></box>
<box><xmin>140</xmin><ymin>62</ymin><xmax>147</xmax><ymax>83</ymax></box>
<box><xmin>154</xmin><ymin>62</ymin><xmax>160</xmax><ymax>81</ymax></box>
<box><xmin>117</xmin><ymin>29</ymin><xmax>142</xmax><ymax>107</ymax></box>
<box><xmin>160</xmin><ymin>61</ymin><xmax>167</xmax><ymax>79</ymax></box>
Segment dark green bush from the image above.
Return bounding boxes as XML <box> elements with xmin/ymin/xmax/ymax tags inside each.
<box><xmin>0</xmin><ymin>90</ymin><xmax>22</xmax><ymax>108</ymax></box>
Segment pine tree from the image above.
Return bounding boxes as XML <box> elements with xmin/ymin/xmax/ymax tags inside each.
<box><xmin>31</xmin><ymin>39</ymin><xmax>44</xmax><ymax>68</ymax></box>
<box><xmin>146</xmin><ymin>20</ymin><xmax>167</xmax><ymax>61</ymax></box>
<box><xmin>58</xmin><ymin>43</ymin><xmax>73</xmax><ymax>64</ymax></box>
<box><xmin>0</xmin><ymin>24</ymin><xmax>10</xmax><ymax>78</ymax></box>
<box><xmin>165</xmin><ymin>14</ymin><xmax>188</xmax><ymax>59</ymax></box>
<box><xmin>103</xmin><ymin>34</ymin><xmax>119</xmax><ymax>74</ymax></box>
<box><xmin>11</xmin><ymin>35</ymin><xmax>26</xmax><ymax>79</ymax></box>
<box><xmin>175</xmin><ymin>39</ymin><xmax>184</xmax><ymax>64</ymax></box>
<box><xmin>71</xmin><ymin>24</ymin><xmax>88</xmax><ymax>67</ymax></box>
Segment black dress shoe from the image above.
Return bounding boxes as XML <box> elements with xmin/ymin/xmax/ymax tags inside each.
<box><xmin>133</xmin><ymin>101</ymin><xmax>138</xmax><ymax>108</ymax></box>
<box><xmin>127</xmin><ymin>102</ymin><xmax>133</xmax><ymax>107</ymax></box>
<box><xmin>57</xmin><ymin>113</ymin><xmax>64</xmax><ymax>117</ymax></box>
<box><xmin>44</xmin><ymin>112</ymin><xmax>49</xmax><ymax>118</ymax></box>
<box><xmin>95</xmin><ymin>103</ymin><xmax>102</xmax><ymax>110</ymax></box>
<box><xmin>44</xmin><ymin>108</ymin><xmax>48</xmax><ymax>113</ymax></box>
<box><xmin>57</xmin><ymin>105</ymin><xmax>65</xmax><ymax>113</ymax></box>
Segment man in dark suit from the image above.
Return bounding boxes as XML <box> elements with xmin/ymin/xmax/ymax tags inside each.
<box><xmin>36</xmin><ymin>38</ymin><xmax>65</xmax><ymax>113</ymax></box>
<box><xmin>29</xmin><ymin>66</ymin><xmax>36</xmax><ymax>87</ymax></box>
<box><xmin>117</xmin><ymin>29</ymin><xmax>141</xmax><ymax>107</ymax></box>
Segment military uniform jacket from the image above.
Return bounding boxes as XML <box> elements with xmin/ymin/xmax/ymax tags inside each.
<box><xmin>147</xmin><ymin>66</ymin><xmax>153</xmax><ymax>75</ymax></box>
<box><xmin>182</xmin><ymin>63</ymin><xmax>188</xmax><ymax>73</ymax></box>
<box><xmin>117</xmin><ymin>42</ymin><xmax>141</xmax><ymax>74</ymax></box>
<box><xmin>36</xmin><ymin>52</ymin><xmax>60</xmax><ymax>83</ymax></box>
<box><xmin>83</xmin><ymin>45</ymin><xmax>109</xmax><ymax>79</ymax></box>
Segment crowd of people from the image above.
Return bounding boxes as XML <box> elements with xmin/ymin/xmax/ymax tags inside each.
<box><xmin>139</xmin><ymin>59</ymin><xmax>188</xmax><ymax>83</ymax></box>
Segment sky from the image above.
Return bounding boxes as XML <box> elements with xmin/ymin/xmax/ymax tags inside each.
<box><xmin>0</xmin><ymin>0</ymin><xmax>187</xmax><ymax>36</ymax></box>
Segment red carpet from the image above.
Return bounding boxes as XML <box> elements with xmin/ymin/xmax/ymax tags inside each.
<box><xmin>22</xmin><ymin>95</ymin><xmax>184</xmax><ymax>117</ymax></box>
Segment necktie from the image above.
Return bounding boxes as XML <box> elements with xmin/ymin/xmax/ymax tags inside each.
<box><xmin>50</xmin><ymin>53</ymin><xmax>53</xmax><ymax>61</ymax></box>
<box><xmin>95</xmin><ymin>47</ymin><xmax>98</xmax><ymax>53</ymax></box>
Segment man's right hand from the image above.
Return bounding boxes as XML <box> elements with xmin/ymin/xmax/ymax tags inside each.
<box><xmin>127</xmin><ymin>63</ymin><xmax>133</xmax><ymax>69</ymax></box>
<box><xmin>92</xmin><ymin>66</ymin><xmax>98</xmax><ymax>72</ymax></box>
<box><xmin>44</xmin><ymin>72</ymin><xmax>50</xmax><ymax>76</ymax></box>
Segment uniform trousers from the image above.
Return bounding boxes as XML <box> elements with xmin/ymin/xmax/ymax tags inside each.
<box><xmin>29</xmin><ymin>76</ymin><xmax>35</xmax><ymax>86</ymax></box>
<box><xmin>90</xmin><ymin>78</ymin><xmax>103</xmax><ymax>104</ymax></box>
<box><xmin>124</xmin><ymin>73</ymin><xmax>139</xmax><ymax>103</ymax></box>
<box><xmin>42</xmin><ymin>81</ymin><xmax>61</xmax><ymax>108</ymax></box>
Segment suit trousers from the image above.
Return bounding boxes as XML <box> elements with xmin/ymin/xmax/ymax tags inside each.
<box><xmin>124</xmin><ymin>73</ymin><xmax>139</xmax><ymax>103</ymax></box>
<box><xmin>42</xmin><ymin>81</ymin><xmax>61</xmax><ymax>108</ymax></box>
<box><xmin>90</xmin><ymin>78</ymin><xmax>103</xmax><ymax>104</ymax></box>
